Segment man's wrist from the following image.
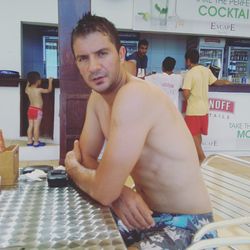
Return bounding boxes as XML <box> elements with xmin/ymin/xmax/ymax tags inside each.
<box><xmin>66</xmin><ymin>160</ymin><xmax>79</xmax><ymax>176</ymax></box>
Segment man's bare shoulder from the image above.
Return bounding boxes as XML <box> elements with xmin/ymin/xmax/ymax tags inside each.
<box><xmin>87</xmin><ymin>91</ymin><xmax>108</xmax><ymax>112</ymax></box>
<box><xmin>116</xmin><ymin>79</ymin><xmax>149</xmax><ymax>102</ymax></box>
<box><xmin>113</xmin><ymin>79</ymin><xmax>160</xmax><ymax>119</ymax></box>
<box><xmin>119</xmin><ymin>78</ymin><xmax>163</xmax><ymax>102</ymax></box>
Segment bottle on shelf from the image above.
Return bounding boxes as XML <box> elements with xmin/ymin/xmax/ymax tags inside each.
<box><xmin>0</xmin><ymin>129</ymin><xmax>6</xmax><ymax>153</ymax></box>
<box><xmin>241</xmin><ymin>76</ymin><xmax>247</xmax><ymax>84</ymax></box>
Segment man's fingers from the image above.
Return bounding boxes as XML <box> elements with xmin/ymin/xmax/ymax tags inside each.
<box><xmin>136</xmin><ymin>196</ymin><xmax>154</xmax><ymax>226</ymax></box>
<box><xmin>73</xmin><ymin>140</ymin><xmax>82</xmax><ymax>161</ymax></box>
<box><xmin>115</xmin><ymin>207</ymin><xmax>136</xmax><ymax>230</ymax></box>
<box><xmin>122</xmin><ymin>200</ymin><xmax>153</xmax><ymax>230</ymax></box>
<box><xmin>130</xmin><ymin>205</ymin><xmax>154</xmax><ymax>229</ymax></box>
<box><xmin>137</xmin><ymin>204</ymin><xmax>155</xmax><ymax>227</ymax></box>
<box><xmin>120</xmin><ymin>215</ymin><xmax>134</xmax><ymax>230</ymax></box>
<box><xmin>73</xmin><ymin>140</ymin><xmax>79</xmax><ymax>150</ymax></box>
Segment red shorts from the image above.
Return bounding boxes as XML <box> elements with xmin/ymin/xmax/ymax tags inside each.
<box><xmin>27</xmin><ymin>106</ymin><xmax>43</xmax><ymax>120</ymax></box>
<box><xmin>185</xmin><ymin>114</ymin><xmax>208</xmax><ymax>136</ymax></box>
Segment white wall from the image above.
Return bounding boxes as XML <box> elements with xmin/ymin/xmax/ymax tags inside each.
<box><xmin>91</xmin><ymin>0</ymin><xmax>133</xmax><ymax>30</ymax></box>
<box><xmin>0</xmin><ymin>87</ymin><xmax>20</xmax><ymax>139</ymax></box>
<box><xmin>0</xmin><ymin>0</ymin><xmax>58</xmax><ymax>141</ymax></box>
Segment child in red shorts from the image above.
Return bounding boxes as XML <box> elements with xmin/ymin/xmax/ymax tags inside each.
<box><xmin>25</xmin><ymin>71</ymin><xmax>53</xmax><ymax>147</ymax></box>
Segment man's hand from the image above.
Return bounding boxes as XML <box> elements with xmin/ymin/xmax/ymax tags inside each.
<box><xmin>111</xmin><ymin>186</ymin><xmax>155</xmax><ymax>230</ymax></box>
<box><xmin>65</xmin><ymin>140</ymin><xmax>82</xmax><ymax>174</ymax></box>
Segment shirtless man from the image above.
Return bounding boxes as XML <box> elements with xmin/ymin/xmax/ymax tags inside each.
<box><xmin>25</xmin><ymin>71</ymin><xmax>53</xmax><ymax>147</ymax></box>
<box><xmin>65</xmin><ymin>13</ymin><xmax>215</xmax><ymax>250</ymax></box>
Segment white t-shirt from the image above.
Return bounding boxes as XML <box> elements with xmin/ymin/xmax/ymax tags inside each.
<box><xmin>145</xmin><ymin>73</ymin><xmax>183</xmax><ymax>108</ymax></box>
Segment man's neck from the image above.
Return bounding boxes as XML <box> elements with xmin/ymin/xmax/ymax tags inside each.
<box><xmin>102</xmin><ymin>69</ymin><xmax>129</xmax><ymax>107</ymax></box>
<box><xmin>189</xmin><ymin>63</ymin><xmax>199</xmax><ymax>69</ymax></box>
<box><xmin>137</xmin><ymin>52</ymin><xmax>144</xmax><ymax>58</ymax></box>
<box><xmin>164</xmin><ymin>71</ymin><xmax>173</xmax><ymax>75</ymax></box>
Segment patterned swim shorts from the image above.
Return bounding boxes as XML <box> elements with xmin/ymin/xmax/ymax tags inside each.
<box><xmin>115</xmin><ymin>212</ymin><xmax>217</xmax><ymax>250</ymax></box>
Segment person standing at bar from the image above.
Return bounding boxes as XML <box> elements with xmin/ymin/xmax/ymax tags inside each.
<box><xmin>145</xmin><ymin>56</ymin><xmax>183</xmax><ymax>109</ymax></box>
<box><xmin>126</xmin><ymin>39</ymin><xmax>149</xmax><ymax>78</ymax></box>
<box><xmin>182</xmin><ymin>48</ymin><xmax>230</xmax><ymax>164</ymax></box>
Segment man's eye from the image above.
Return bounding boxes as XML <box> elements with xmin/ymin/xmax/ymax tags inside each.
<box><xmin>77</xmin><ymin>57</ymin><xmax>88</xmax><ymax>63</ymax></box>
<box><xmin>98</xmin><ymin>51</ymin><xmax>107</xmax><ymax>57</ymax></box>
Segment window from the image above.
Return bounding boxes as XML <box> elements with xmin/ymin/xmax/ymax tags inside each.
<box><xmin>43</xmin><ymin>36</ymin><xmax>59</xmax><ymax>78</ymax></box>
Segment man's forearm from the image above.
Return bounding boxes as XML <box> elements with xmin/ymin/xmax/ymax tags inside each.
<box><xmin>81</xmin><ymin>155</ymin><xmax>99</xmax><ymax>169</ymax></box>
<box><xmin>66</xmin><ymin>158</ymin><xmax>119</xmax><ymax>206</ymax></box>
<box><xmin>48</xmin><ymin>80</ymin><xmax>53</xmax><ymax>92</ymax></box>
<box><xmin>67</xmin><ymin>160</ymin><xmax>96</xmax><ymax>196</ymax></box>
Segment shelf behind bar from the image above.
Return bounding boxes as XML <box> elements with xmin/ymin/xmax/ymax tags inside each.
<box><xmin>0</xmin><ymin>78</ymin><xmax>59</xmax><ymax>88</ymax></box>
<box><xmin>209</xmin><ymin>84</ymin><xmax>250</xmax><ymax>93</ymax></box>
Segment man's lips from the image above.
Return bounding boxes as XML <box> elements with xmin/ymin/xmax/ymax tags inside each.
<box><xmin>92</xmin><ymin>76</ymin><xmax>105</xmax><ymax>85</ymax></box>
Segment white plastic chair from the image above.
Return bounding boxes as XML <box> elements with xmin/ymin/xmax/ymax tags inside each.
<box><xmin>189</xmin><ymin>154</ymin><xmax>250</xmax><ymax>249</ymax></box>
<box><xmin>186</xmin><ymin>215</ymin><xmax>250</xmax><ymax>249</ymax></box>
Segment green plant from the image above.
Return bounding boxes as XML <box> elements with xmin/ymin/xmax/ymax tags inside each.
<box><xmin>137</xmin><ymin>12</ymin><xmax>151</xmax><ymax>21</ymax></box>
<box><xmin>155</xmin><ymin>3</ymin><xmax>168</xmax><ymax>14</ymax></box>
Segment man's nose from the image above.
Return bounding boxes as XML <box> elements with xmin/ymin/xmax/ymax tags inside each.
<box><xmin>88</xmin><ymin>56</ymin><xmax>100</xmax><ymax>72</ymax></box>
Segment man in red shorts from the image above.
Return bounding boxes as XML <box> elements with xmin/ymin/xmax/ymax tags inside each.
<box><xmin>25</xmin><ymin>71</ymin><xmax>53</xmax><ymax>147</ymax></box>
<box><xmin>182</xmin><ymin>49</ymin><xmax>230</xmax><ymax>164</ymax></box>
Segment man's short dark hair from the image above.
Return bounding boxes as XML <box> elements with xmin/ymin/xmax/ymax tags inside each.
<box><xmin>185</xmin><ymin>48</ymin><xmax>199</xmax><ymax>64</ymax></box>
<box><xmin>138</xmin><ymin>39</ymin><xmax>149</xmax><ymax>48</ymax></box>
<box><xmin>27</xmin><ymin>71</ymin><xmax>41</xmax><ymax>85</ymax></box>
<box><xmin>71</xmin><ymin>12</ymin><xmax>121</xmax><ymax>56</ymax></box>
<box><xmin>162</xmin><ymin>57</ymin><xmax>176</xmax><ymax>72</ymax></box>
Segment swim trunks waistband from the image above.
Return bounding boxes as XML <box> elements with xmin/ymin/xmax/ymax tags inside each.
<box><xmin>152</xmin><ymin>211</ymin><xmax>214</xmax><ymax>231</ymax></box>
<box><xmin>29</xmin><ymin>106</ymin><xmax>42</xmax><ymax>111</ymax></box>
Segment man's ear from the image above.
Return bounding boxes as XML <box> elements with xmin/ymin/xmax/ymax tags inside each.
<box><xmin>119</xmin><ymin>46</ymin><xmax>126</xmax><ymax>62</ymax></box>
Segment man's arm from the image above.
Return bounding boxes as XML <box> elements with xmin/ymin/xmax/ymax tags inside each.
<box><xmin>65</xmin><ymin>86</ymin><xmax>151</xmax><ymax>205</ymax></box>
<box><xmin>40</xmin><ymin>77</ymin><xmax>53</xmax><ymax>94</ymax></box>
<box><xmin>80</xmin><ymin>92</ymin><xmax>106</xmax><ymax>169</ymax></box>
<box><xmin>212</xmin><ymin>79</ymin><xmax>231</xmax><ymax>86</ymax></box>
<box><xmin>65</xmin><ymin>141</ymin><xmax>154</xmax><ymax>229</ymax></box>
<box><xmin>111</xmin><ymin>186</ymin><xmax>154</xmax><ymax>230</ymax></box>
<box><xmin>182</xmin><ymin>71</ymin><xmax>192</xmax><ymax>101</ymax></box>
<box><xmin>25</xmin><ymin>82</ymin><xmax>30</xmax><ymax>94</ymax></box>
<box><xmin>65</xmin><ymin>90</ymin><xmax>154</xmax><ymax>229</ymax></box>
<box><xmin>182</xmin><ymin>89</ymin><xmax>190</xmax><ymax>101</ymax></box>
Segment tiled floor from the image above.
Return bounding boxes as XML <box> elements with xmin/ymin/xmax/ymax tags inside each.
<box><xmin>6</xmin><ymin>138</ymin><xmax>57</xmax><ymax>148</ymax></box>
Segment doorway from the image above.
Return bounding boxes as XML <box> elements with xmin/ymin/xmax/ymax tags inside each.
<box><xmin>21</xmin><ymin>23</ymin><xmax>58</xmax><ymax>139</ymax></box>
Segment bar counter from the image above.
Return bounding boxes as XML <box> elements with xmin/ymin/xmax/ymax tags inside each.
<box><xmin>209</xmin><ymin>83</ymin><xmax>250</xmax><ymax>93</ymax></box>
<box><xmin>0</xmin><ymin>180</ymin><xmax>126</xmax><ymax>250</ymax></box>
<box><xmin>205</xmin><ymin>84</ymin><xmax>250</xmax><ymax>155</ymax></box>
<box><xmin>178</xmin><ymin>83</ymin><xmax>250</xmax><ymax>156</ymax></box>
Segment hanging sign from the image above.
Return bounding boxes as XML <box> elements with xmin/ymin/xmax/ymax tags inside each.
<box><xmin>133</xmin><ymin>0</ymin><xmax>250</xmax><ymax>37</ymax></box>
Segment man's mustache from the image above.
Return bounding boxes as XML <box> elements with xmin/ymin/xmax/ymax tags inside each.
<box><xmin>89</xmin><ymin>71</ymin><xmax>106</xmax><ymax>80</ymax></box>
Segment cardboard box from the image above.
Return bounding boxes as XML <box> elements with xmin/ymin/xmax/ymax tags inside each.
<box><xmin>0</xmin><ymin>144</ymin><xmax>19</xmax><ymax>186</ymax></box>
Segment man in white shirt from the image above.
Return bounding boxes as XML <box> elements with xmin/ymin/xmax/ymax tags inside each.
<box><xmin>145</xmin><ymin>57</ymin><xmax>183</xmax><ymax>109</ymax></box>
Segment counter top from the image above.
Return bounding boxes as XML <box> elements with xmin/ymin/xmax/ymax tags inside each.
<box><xmin>0</xmin><ymin>180</ymin><xmax>126</xmax><ymax>250</ymax></box>
<box><xmin>209</xmin><ymin>84</ymin><xmax>250</xmax><ymax>93</ymax></box>
<box><xmin>0</xmin><ymin>78</ymin><xmax>59</xmax><ymax>88</ymax></box>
